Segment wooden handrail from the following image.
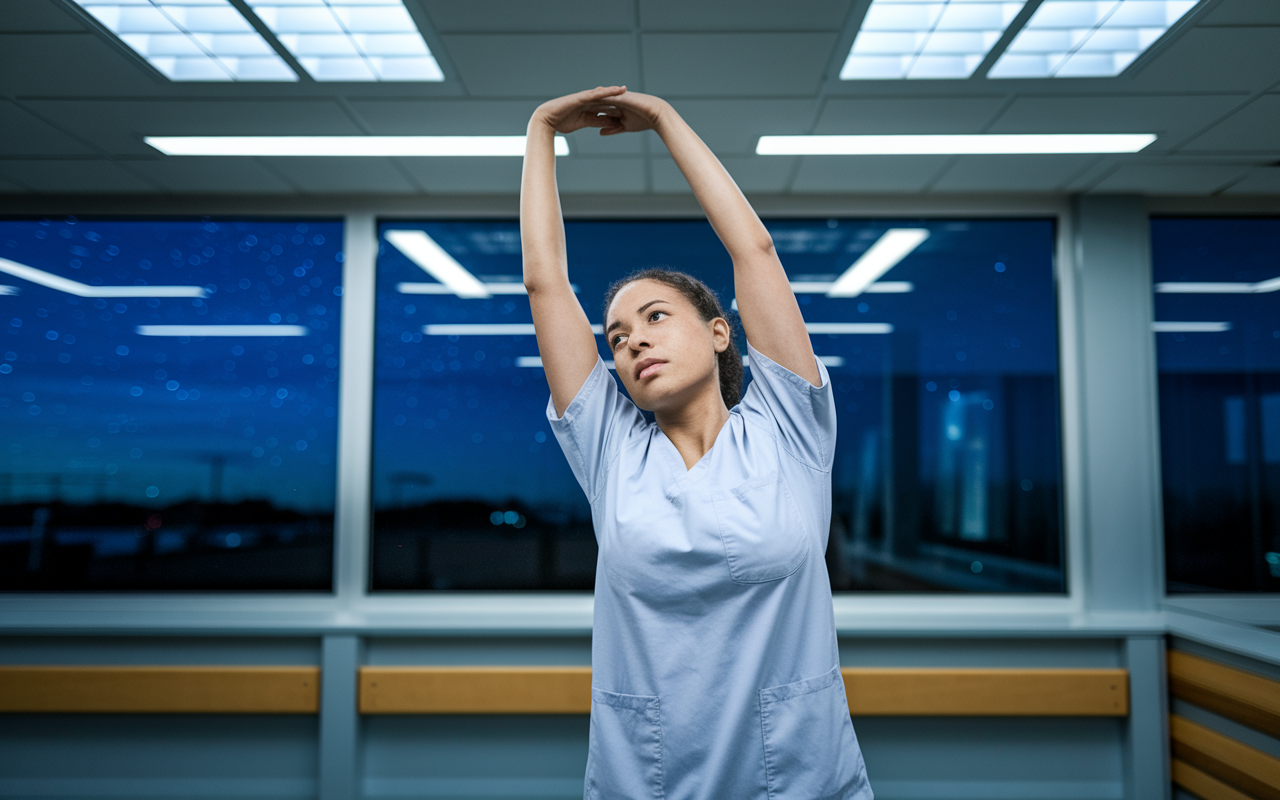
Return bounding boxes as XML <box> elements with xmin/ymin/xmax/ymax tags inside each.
<box><xmin>1172</xmin><ymin>758</ymin><xmax>1257</xmax><ymax>800</ymax></box>
<box><xmin>1171</xmin><ymin>714</ymin><xmax>1280</xmax><ymax>800</ymax></box>
<box><xmin>359</xmin><ymin>666</ymin><xmax>1130</xmax><ymax>716</ymax></box>
<box><xmin>0</xmin><ymin>666</ymin><xmax>319</xmax><ymax>714</ymax></box>
<box><xmin>1170</xmin><ymin>651</ymin><xmax>1280</xmax><ymax>739</ymax></box>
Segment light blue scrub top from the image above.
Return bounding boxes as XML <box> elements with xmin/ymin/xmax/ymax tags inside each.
<box><xmin>548</xmin><ymin>340</ymin><xmax>873</xmax><ymax>800</ymax></box>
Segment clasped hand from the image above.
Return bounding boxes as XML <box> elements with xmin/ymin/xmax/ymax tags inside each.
<box><xmin>531</xmin><ymin>85</ymin><xmax>667</xmax><ymax>136</ymax></box>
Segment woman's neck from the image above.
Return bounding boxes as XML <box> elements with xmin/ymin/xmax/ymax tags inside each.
<box><xmin>655</xmin><ymin>387</ymin><xmax>731</xmax><ymax>471</ymax></box>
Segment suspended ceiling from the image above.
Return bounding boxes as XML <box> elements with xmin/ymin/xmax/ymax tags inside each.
<box><xmin>0</xmin><ymin>0</ymin><xmax>1277</xmax><ymax>198</ymax></box>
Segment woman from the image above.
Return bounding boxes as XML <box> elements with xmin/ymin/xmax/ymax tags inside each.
<box><xmin>521</xmin><ymin>86</ymin><xmax>872</xmax><ymax>800</ymax></box>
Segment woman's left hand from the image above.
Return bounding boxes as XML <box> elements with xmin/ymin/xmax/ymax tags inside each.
<box><xmin>594</xmin><ymin>91</ymin><xmax>671</xmax><ymax>136</ymax></box>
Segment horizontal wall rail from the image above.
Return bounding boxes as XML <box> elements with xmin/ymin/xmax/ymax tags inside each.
<box><xmin>1172</xmin><ymin>758</ymin><xmax>1255</xmax><ymax>800</ymax></box>
<box><xmin>0</xmin><ymin>666</ymin><xmax>319</xmax><ymax>714</ymax></box>
<box><xmin>1171</xmin><ymin>714</ymin><xmax>1280</xmax><ymax>800</ymax></box>
<box><xmin>359</xmin><ymin>667</ymin><xmax>1130</xmax><ymax>716</ymax></box>
<box><xmin>1170</xmin><ymin>651</ymin><xmax>1280</xmax><ymax>738</ymax></box>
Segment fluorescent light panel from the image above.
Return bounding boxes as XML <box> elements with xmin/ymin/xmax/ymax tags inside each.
<box><xmin>756</xmin><ymin>133</ymin><xmax>1155</xmax><ymax>154</ymax></box>
<box><xmin>145</xmin><ymin>135</ymin><xmax>568</xmax><ymax>156</ymax></box>
<box><xmin>842</xmin><ymin>0</ymin><xmax>1030</xmax><ymax>80</ymax></box>
<box><xmin>245</xmin><ymin>0</ymin><xmax>442</xmax><ymax>81</ymax></box>
<box><xmin>72</xmin><ymin>0</ymin><xmax>296</xmax><ymax>81</ymax></box>
<box><xmin>828</xmin><ymin>229</ymin><xmax>930</xmax><ymax>298</ymax></box>
<box><xmin>384</xmin><ymin>230</ymin><xmax>490</xmax><ymax>298</ymax></box>
<box><xmin>990</xmin><ymin>0</ymin><xmax>1200</xmax><ymax>78</ymax></box>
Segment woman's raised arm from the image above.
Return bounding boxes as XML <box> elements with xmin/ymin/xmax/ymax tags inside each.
<box><xmin>598</xmin><ymin>92</ymin><xmax>821</xmax><ymax>387</ymax></box>
<box><xmin>522</xmin><ymin>86</ymin><xmax>625</xmax><ymax>416</ymax></box>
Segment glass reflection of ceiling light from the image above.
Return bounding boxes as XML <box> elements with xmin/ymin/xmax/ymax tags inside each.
<box><xmin>805</xmin><ymin>323</ymin><xmax>896</xmax><ymax>334</ymax></box>
<box><xmin>827</xmin><ymin>229</ymin><xmax>931</xmax><ymax>298</ymax></box>
<box><xmin>424</xmin><ymin>324</ymin><xmax>606</xmax><ymax>336</ymax></box>
<box><xmin>245</xmin><ymin>0</ymin><xmax>442</xmax><ymax>81</ymax></box>
<box><xmin>144</xmin><ymin>136</ymin><xmax>568</xmax><ymax>156</ymax></box>
<box><xmin>790</xmin><ymin>281</ymin><xmax>914</xmax><ymax>293</ymax></box>
<box><xmin>1151</xmin><ymin>321</ymin><xmax>1231</xmax><ymax>333</ymax></box>
<box><xmin>136</xmin><ymin>325</ymin><xmax>310</xmax><ymax>336</ymax></box>
<box><xmin>384</xmin><ymin>230</ymin><xmax>490</xmax><ymax>299</ymax></box>
<box><xmin>0</xmin><ymin>257</ymin><xmax>207</xmax><ymax>298</ymax></box>
<box><xmin>1155</xmin><ymin>276</ymin><xmax>1280</xmax><ymax>294</ymax></box>
<box><xmin>989</xmin><ymin>0</ymin><xmax>1200</xmax><ymax>78</ymax></box>
<box><xmin>71</xmin><ymin>0</ymin><xmax>296</xmax><ymax>81</ymax></box>
<box><xmin>756</xmin><ymin>133</ymin><xmax>1155</xmax><ymax>154</ymax></box>
<box><xmin>515</xmin><ymin>354</ymin><xmax>848</xmax><ymax>369</ymax></box>
<box><xmin>0</xmin><ymin>286</ymin><xmax>19</xmax><ymax>295</ymax></box>
<box><xmin>841</xmin><ymin>0</ymin><xmax>1030</xmax><ymax>80</ymax></box>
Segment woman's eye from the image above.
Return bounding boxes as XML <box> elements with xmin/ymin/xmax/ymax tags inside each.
<box><xmin>649</xmin><ymin>311</ymin><xmax>666</xmax><ymax>322</ymax></box>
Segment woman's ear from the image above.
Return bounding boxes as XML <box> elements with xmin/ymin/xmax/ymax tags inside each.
<box><xmin>710</xmin><ymin>317</ymin><xmax>731</xmax><ymax>353</ymax></box>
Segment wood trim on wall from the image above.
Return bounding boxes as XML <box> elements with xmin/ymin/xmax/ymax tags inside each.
<box><xmin>1172</xmin><ymin>758</ymin><xmax>1258</xmax><ymax>800</ymax></box>
<box><xmin>0</xmin><ymin>666</ymin><xmax>319</xmax><ymax>714</ymax></box>
<box><xmin>1169</xmin><ymin>651</ymin><xmax>1280</xmax><ymax>739</ymax></box>
<box><xmin>1171</xmin><ymin>714</ymin><xmax>1280</xmax><ymax>800</ymax></box>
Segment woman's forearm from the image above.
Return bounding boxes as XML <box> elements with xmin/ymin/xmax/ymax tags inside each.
<box><xmin>520</xmin><ymin>119</ymin><xmax>569</xmax><ymax>293</ymax></box>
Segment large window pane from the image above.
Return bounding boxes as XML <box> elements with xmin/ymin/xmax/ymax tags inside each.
<box><xmin>371</xmin><ymin>219</ymin><xmax>1063</xmax><ymax>592</ymax></box>
<box><xmin>0</xmin><ymin>217</ymin><xmax>343</xmax><ymax>590</ymax></box>
<box><xmin>1153</xmin><ymin>218</ymin><xmax>1280</xmax><ymax>593</ymax></box>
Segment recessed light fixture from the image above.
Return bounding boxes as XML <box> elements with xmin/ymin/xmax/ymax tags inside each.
<box><xmin>756</xmin><ymin>133</ymin><xmax>1156</xmax><ymax>155</ymax></box>
<box><xmin>144</xmin><ymin>136</ymin><xmax>570</xmax><ymax>157</ymax></box>
<box><xmin>989</xmin><ymin>0</ymin><xmax>1200</xmax><ymax>78</ymax></box>
<box><xmin>841</xmin><ymin>0</ymin><xmax>1030</xmax><ymax>80</ymax></box>
<box><xmin>245</xmin><ymin>0</ymin><xmax>443</xmax><ymax>81</ymax></box>
<box><xmin>71</xmin><ymin>0</ymin><xmax>296</xmax><ymax>81</ymax></box>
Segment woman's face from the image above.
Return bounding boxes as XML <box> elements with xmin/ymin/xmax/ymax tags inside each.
<box><xmin>605</xmin><ymin>278</ymin><xmax>730</xmax><ymax>413</ymax></box>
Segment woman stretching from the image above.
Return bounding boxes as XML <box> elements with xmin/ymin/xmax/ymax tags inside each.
<box><xmin>522</xmin><ymin>85</ymin><xmax>872</xmax><ymax>800</ymax></box>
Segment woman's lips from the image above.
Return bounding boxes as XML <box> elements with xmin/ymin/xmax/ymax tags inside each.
<box><xmin>637</xmin><ymin>361</ymin><xmax>665</xmax><ymax>380</ymax></box>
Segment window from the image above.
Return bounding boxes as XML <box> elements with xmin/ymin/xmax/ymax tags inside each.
<box><xmin>371</xmin><ymin>219</ymin><xmax>1063</xmax><ymax>592</ymax></box>
<box><xmin>0</xmin><ymin>217</ymin><xmax>343</xmax><ymax>590</ymax></box>
<box><xmin>1153</xmin><ymin>218</ymin><xmax>1280</xmax><ymax>593</ymax></box>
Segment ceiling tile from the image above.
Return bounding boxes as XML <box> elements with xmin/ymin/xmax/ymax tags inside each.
<box><xmin>0</xmin><ymin>159</ymin><xmax>157</xmax><ymax>193</ymax></box>
<box><xmin>652</xmin><ymin>155</ymin><xmax>798</xmax><ymax>193</ymax></box>
<box><xmin>640</xmin><ymin>0</ymin><xmax>855</xmax><ymax>31</ymax></box>
<box><xmin>790</xmin><ymin>155</ymin><xmax>949</xmax><ymax>192</ymax></box>
<box><xmin>1197</xmin><ymin>0</ymin><xmax>1280</xmax><ymax>25</ymax></box>
<box><xmin>642</xmin><ymin>33</ymin><xmax>838</xmax><ymax>97</ymax></box>
<box><xmin>1089</xmin><ymin>163</ymin><xmax>1251</xmax><ymax>195</ymax></box>
<box><xmin>127</xmin><ymin>158</ymin><xmax>297</xmax><ymax>194</ymax></box>
<box><xmin>930</xmin><ymin>155</ymin><xmax>1100</xmax><ymax>192</ymax></box>
<box><xmin>439</xmin><ymin>34</ymin><xmax>636</xmax><ymax>97</ymax></box>
<box><xmin>557</xmin><ymin>157</ymin><xmax>646</xmax><ymax>193</ymax></box>
<box><xmin>665</xmin><ymin>99</ymin><xmax>816</xmax><ymax>154</ymax></box>
<box><xmin>0</xmin><ymin>101</ymin><xmax>94</xmax><ymax>156</ymax></box>
<box><xmin>0</xmin><ymin>34</ymin><xmax>159</xmax><ymax>96</ymax></box>
<box><xmin>348</xmin><ymin>99</ymin><xmax>536</xmax><ymax>135</ymax></box>
<box><xmin>816</xmin><ymin>97</ymin><xmax>1005</xmax><ymax>134</ymax></box>
<box><xmin>21</xmin><ymin>100</ymin><xmax>365</xmax><ymax>156</ymax></box>
<box><xmin>418</xmin><ymin>0</ymin><xmax>634</xmax><ymax>32</ymax></box>
<box><xmin>0</xmin><ymin>1</ymin><xmax>86</xmax><ymax>32</ymax></box>
<box><xmin>1182</xmin><ymin>95</ymin><xmax>1280</xmax><ymax>153</ymax></box>
<box><xmin>262</xmin><ymin>158</ymin><xmax>418</xmax><ymax>193</ymax></box>
<box><xmin>989</xmin><ymin>95</ymin><xmax>1245</xmax><ymax>153</ymax></box>
<box><xmin>1222</xmin><ymin>168</ymin><xmax>1280</xmax><ymax>195</ymax></box>
<box><xmin>1128</xmin><ymin>27</ymin><xmax>1280</xmax><ymax>93</ymax></box>
<box><xmin>397</xmin><ymin>157</ymin><xmax>523</xmax><ymax>193</ymax></box>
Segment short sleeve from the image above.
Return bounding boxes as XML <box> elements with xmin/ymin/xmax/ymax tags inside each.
<box><xmin>739</xmin><ymin>340</ymin><xmax>837</xmax><ymax>472</ymax></box>
<box><xmin>546</xmin><ymin>356</ymin><xmax>647</xmax><ymax>503</ymax></box>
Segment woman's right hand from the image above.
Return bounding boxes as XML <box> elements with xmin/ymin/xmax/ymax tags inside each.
<box><xmin>530</xmin><ymin>85</ymin><xmax>627</xmax><ymax>134</ymax></box>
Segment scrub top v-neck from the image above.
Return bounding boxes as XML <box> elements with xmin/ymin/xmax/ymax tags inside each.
<box><xmin>548</xmin><ymin>340</ymin><xmax>872</xmax><ymax>800</ymax></box>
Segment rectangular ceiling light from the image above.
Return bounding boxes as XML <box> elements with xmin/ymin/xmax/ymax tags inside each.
<box><xmin>756</xmin><ymin>133</ymin><xmax>1155</xmax><ymax>154</ymax></box>
<box><xmin>841</xmin><ymin>0</ymin><xmax>1030</xmax><ymax>79</ymax></box>
<box><xmin>72</xmin><ymin>0</ymin><xmax>296</xmax><ymax>81</ymax></box>
<box><xmin>144</xmin><ymin>135</ymin><xmax>570</xmax><ymax>156</ymax></box>
<box><xmin>245</xmin><ymin>0</ymin><xmax>443</xmax><ymax>81</ymax></box>
<box><xmin>989</xmin><ymin>0</ymin><xmax>1200</xmax><ymax>78</ymax></box>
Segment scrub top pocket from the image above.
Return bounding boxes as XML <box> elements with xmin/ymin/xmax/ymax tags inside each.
<box><xmin>759</xmin><ymin>666</ymin><xmax>866</xmax><ymax>800</ymax></box>
<box><xmin>586</xmin><ymin>688</ymin><xmax>665</xmax><ymax>800</ymax></box>
<box><xmin>712</xmin><ymin>470</ymin><xmax>809</xmax><ymax>583</ymax></box>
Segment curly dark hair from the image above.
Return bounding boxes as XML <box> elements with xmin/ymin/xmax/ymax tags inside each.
<box><xmin>602</xmin><ymin>268</ymin><xmax>743</xmax><ymax>409</ymax></box>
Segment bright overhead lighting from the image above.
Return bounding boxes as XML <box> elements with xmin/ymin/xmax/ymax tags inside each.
<box><xmin>989</xmin><ymin>0</ymin><xmax>1200</xmax><ymax>78</ymax></box>
<box><xmin>828</xmin><ymin>229</ymin><xmax>930</xmax><ymax>298</ymax></box>
<box><xmin>0</xmin><ymin>258</ymin><xmax>207</xmax><ymax>298</ymax></box>
<box><xmin>756</xmin><ymin>133</ymin><xmax>1155</xmax><ymax>155</ymax></box>
<box><xmin>245</xmin><ymin>0</ymin><xmax>443</xmax><ymax>82</ymax></box>
<box><xmin>1155</xmin><ymin>276</ymin><xmax>1280</xmax><ymax>294</ymax></box>
<box><xmin>71</xmin><ymin>0</ymin><xmax>296</xmax><ymax>81</ymax></box>
<box><xmin>144</xmin><ymin>135</ymin><xmax>568</xmax><ymax>157</ymax></box>
<box><xmin>842</xmin><ymin>0</ymin><xmax>1030</xmax><ymax>80</ymax></box>
<box><xmin>1151</xmin><ymin>321</ymin><xmax>1231</xmax><ymax>333</ymax></box>
<box><xmin>384</xmin><ymin>230</ymin><xmax>490</xmax><ymax>299</ymax></box>
<box><xmin>136</xmin><ymin>325</ymin><xmax>310</xmax><ymax>336</ymax></box>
